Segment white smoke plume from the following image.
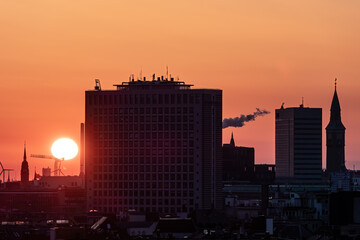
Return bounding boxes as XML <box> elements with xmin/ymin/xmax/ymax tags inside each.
<box><xmin>222</xmin><ymin>108</ymin><xmax>270</xmax><ymax>129</ymax></box>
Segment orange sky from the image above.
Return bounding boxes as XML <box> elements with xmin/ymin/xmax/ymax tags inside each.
<box><xmin>0</xmin><ymin>1</ymin><xmax>359</xmax><ymax>178</ymax></box>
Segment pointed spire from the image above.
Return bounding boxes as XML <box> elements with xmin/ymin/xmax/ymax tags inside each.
<box><xmin>330</xmin><ymin>80</ymin><xmax>341</xmax><ymax>121</ymax></box>
<box><xmin>230</xmin><ymin>132</ymin><xmax>235</xmax><ymax>147</ymax></box>
<box><xmin>23</xmin><ymin>141</ymin><xmax>27</xmax><ymax>162</ymax></box>
<box><xmin>21</xmin><ymin>141</ymin><xmax>29</xmax><ymax>183</ymax></box>
<box><xmin>326</xmin><ymin>78</ymin><xmax>345</xmax><ymax>130</ymax></box>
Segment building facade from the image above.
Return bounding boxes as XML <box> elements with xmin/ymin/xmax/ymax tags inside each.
<box><xmin>223</xmin><ymin>133</ymin><xmax>255</xmax><ymax>181</ymax></box>
<box><xmin>326</xmin><ymin>83</ymin><xmax>346</xmax><ymax>172</ymax></box>
<box><xmin>85</xmin><ymin>76</ymin><xmax>223</xmax><ymax>215</ymax></box>
<box><xmin>275</xmin><ymin>104</ymin><xmax>322</xmax><ymax>184</ymax></box>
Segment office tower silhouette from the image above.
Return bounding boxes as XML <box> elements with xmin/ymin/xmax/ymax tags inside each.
<box><xmin>275</xmin><ymin>104</ymin><xmax>322</xmax><ymax>183</ymax></box>
<box><xmin>85</xmin><ymin>76</ymin><xmax>222</xmax><ymax>215</ymax></box>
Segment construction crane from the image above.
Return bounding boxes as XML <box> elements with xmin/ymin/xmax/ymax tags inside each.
<box><xmin>30</xmin><ymin>154</ymin><xmax>64</xmax><ymax>176</ymax></box>
<box><xmin>0</xmin><ymin>161</ymin><xmax>14</xmax><ymax>183</ymax></box>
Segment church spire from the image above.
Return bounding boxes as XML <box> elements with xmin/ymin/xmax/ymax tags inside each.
<box><xmin>230</xmin><ymin>132</ymin><xmax>235</xmax><ymax>147</ymax></box>
<box><xmin>23</xmin><ymin>142</ymin><xmax>27</xmax><ymax>161</ymax></box>
<box><xmin>21</xmin><ymin>142</ymin><xmax>29</xmax><ymax>184</ymax></box>
<box><xmin>326</xmin><ymin>79</ymin><xmax>346</xmax><ymax>172</ymax></box>
<box><xmin>326</xmin><ymin>79</ymin><xmax>345</xmax><ymax>130</ymax></box>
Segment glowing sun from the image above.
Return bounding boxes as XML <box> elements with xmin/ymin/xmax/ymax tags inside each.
<box><xmin>51</xmin><ymin>138</ymin><xmax>78</xmax><ymax>160</ymax></box>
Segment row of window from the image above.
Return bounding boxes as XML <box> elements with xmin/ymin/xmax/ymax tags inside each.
<box><xmin>93</xmin><ymin>197</ymin><xmax>195</xmax><ymax>207</ymax></box>
<box><xmin>93</xmin><ymin>148</ymin><xmax>196</xmax><ymax>156</ymax></box>
<box><xmin>87</xmin><ymin>94</ymin><xmax>200</xmax><ymax>106</ymax></box>
<box><xmin>93</xmin><ymin>181</ymin><xmax>196</xmax><ymax>189</ymax></box>
<box><xmin>92</xmin><ymin>206</ymin><xmax>193</xmax><ymax>214</ymax></box>
<box><xmin>93</xmin><ymin>190</ymin><xmax>195</xmax><ymax>197</ymax></box>
<box><xmin>94</xmin><ymin>140</ymin><xmax>195</xmax><ymax>148</ymax></box>
<box><xmin>94</xmin><ymin>165</ymin><xmax>194</xmax><ymax>172</ymax></box>
<box><xmin>93</xmin><ymin>173</ymin><xmax>195</xmax><ymax>181</ymax></box>
<box><xmin>92</xmin><ymin>123</ymin><xmax>196</xmax><ymax>132</ymax></box>
<box><xmin>91</xmin><ymin>114</ymin><xmax>196</xmax><ymax>123</ymax></box>
<box><xmin>95</xmin><ymin>131</ymin><xmax>195</xmax><ymax>139</ymax></box>
<box><xmin>91</xmin><ymin>156</ymin><xmax>196</xmax><ymax>165</ymax></box>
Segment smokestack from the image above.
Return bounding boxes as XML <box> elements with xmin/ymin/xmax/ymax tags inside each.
<box><xmin>80</xmin><ymin>123</ymin><xmax>85</xmax><ymax>177</ymax></box>
<box><xmin>222</xmin><ymin>108</ymin><xmax>270</xmax><ymax>129</ymax></box>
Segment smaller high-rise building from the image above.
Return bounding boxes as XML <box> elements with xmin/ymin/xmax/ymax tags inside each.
<box><xmin>275</xmin><ymin>104</ymin><xmax>322</xmax><ymax>184</ymax></box>
<box><xmin>21</xmin><ymin>143</ymin><xmax>29</xmax><ymax>184</ymax></box>
<box><xmin>326</xmin><ymin>81</ymin><xmax>346</xmax><ymax>172</ymax></box>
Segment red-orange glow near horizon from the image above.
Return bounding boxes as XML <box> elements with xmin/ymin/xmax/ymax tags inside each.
<box><xmin>0</xmin><ymin>1</ymin><xmax>360</xmax><ymax>178</ymax></box>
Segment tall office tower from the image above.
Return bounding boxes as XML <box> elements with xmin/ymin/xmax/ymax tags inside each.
<box><xmin>85</xmin><ymin>76</ymin><xmax>222</xmax><ymax>214</ymax></box>
<box><xmin>326</xmin><ymin>82</ymin><xmax>346</xmax><ymax>172</ymax></box>
<box><xmin>275</xmin><ymin>104</ymin><xmax>322</xmax><ymax>184</ymax></box>
<box><xmin>21</xmin><ymin>143</ymin><xmax>29</xmax><ymax>184</ymax></box>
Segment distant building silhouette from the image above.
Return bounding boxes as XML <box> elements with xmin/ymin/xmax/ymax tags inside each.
<box><xmin>254</xmin><ymin>164</ymin><xmax>275</xmax><ymax>184</ymax></box>
<box><xmin>275</xmin><ymin>104</ymin><xmax>322</xmax><ymax>184</ymax></box>
<box><xmin>42</xmin><ymin>167</ymin><xmax>51</xmax><ymax>177</ymax></box>
<box><xmin>85</xmin><ymin>76</ymin><xmax>223</xmax><ymax>215</ymax></box>
<box><xmin>223</xmin><ymin>133</ymin><xmax>254</xmax><ymax>181</ymax></box>
<box><xmin>326</xmin><ymin>81</ymin><xmax>346</xmax><ymax>172</ymax></box>
<box><xmin>21</xmin><ymin>143</ymin><xmax>29</xmax><ymax>184</ymax></box>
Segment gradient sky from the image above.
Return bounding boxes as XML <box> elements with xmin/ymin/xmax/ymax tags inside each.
<box><xmin>0</xmin><ymin>1</ymin><xmax>359</xmax><ymax>178</ymax></box>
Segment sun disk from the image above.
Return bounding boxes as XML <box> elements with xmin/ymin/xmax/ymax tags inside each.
<box><xmin>51</xmin><ymin>138</ymin><xmax>78</xmax><ymax>160</ymax></box>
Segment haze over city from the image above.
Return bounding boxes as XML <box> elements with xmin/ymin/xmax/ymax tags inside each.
<box><xmin>1</xmin><ymin>1</ymin><xmax>360</xmax><ymax>178</ymax></box>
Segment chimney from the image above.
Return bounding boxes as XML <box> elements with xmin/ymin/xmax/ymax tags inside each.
<box><xmin>80</xmin><ymin>123</ymin><xmax>85</xmax><ymax>177</ymax></box>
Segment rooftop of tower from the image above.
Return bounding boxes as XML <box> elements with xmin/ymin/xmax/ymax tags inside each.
<box><xmin>114</xmin><ymin>74</ymin><xmax>193</xmax><ymax>90</ymax></box>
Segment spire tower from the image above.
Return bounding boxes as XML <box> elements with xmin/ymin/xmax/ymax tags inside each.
<box><xmin>21</xmin><ymin>142</ymin><xmax>29</xmax><ymax>184</ymax></box>
<box><xmin>326</xmin><ymin>79</ymin><xmax>346</xmax><ymax>172</ymax></box>
<box><xmin>230</xmin><ymin>132</ymin><xmax>235</xmax><ymax>147</ymax></box>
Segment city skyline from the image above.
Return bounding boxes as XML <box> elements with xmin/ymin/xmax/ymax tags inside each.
<box><xmin>1</xmin><ymin>1</ymin><xmax>360</xmax><ymax>177</ymax></box>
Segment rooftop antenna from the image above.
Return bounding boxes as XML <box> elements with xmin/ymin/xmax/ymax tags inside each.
<box><xmin>94</xmin><ymin>79</ymin><xmax>101</xmax><ymax>91</ymax></box>
<box><xmin>166</xmin><ymin>66</ymin><xmax>169</xmax><ymax>80</ymax></box>
<box><xmin>302</xmin><ymin>97</ymin><xmax>304</xmax><ymax>107</ymax></box>
<box><xmin>281</xmin><ymin>102</ymin><xmax>285</xmax><ymax>109</ymax></box>
<box><xmin>140</xmin><ymin>68</ymin><xmax>142</xmax><ymax>81</ymax></box>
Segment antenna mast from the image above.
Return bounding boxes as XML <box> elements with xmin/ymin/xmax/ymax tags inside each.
<box><xmin>166</xmin><ymin>66</ymin><xmax>169</xmax><ymax>80</ymax></box>
<box><xmin>95</xmin><ymin>79</ymin><xmax>101</xmax><ymax>91</ymax></box>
